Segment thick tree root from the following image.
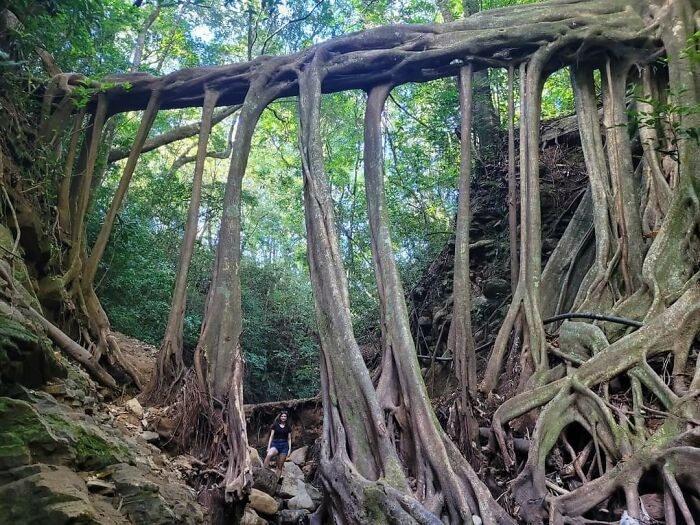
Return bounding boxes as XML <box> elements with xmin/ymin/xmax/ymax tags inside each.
<box><xmin>493</xmin><ymin>287</ymin><xmax>700</xmax><ymax>523</ymax></box>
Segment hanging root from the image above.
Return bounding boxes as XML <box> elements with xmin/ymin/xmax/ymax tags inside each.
<box><xmin>144</xmin><ymin>87</ymin><xmax>221</xmax><ymax>406</ymax></box>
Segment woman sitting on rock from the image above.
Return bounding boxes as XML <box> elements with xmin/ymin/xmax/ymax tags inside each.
<box><xmin>263</xmin><ymin>410</ymin><xmax>292</xmax><ymax>475</ymax></box>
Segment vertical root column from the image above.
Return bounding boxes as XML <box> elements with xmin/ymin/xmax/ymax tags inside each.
<box><xmin>146</xmin><ymin>87</ymin><xmax>221</xmax><ymax>404</ymax></box>
<box><xmin>481</xmin><ymin>56</ymin><xmax>547</xmax><ymax>394</ymax></box>
<box><xmin>297</xmin><ymin>57</ymin><xmax>438</xmax><ymax>525</ymax></box>
<box><xmin>447</xmin><ymin>64</ymin><xmax>478</xmax><ymax>454</ymax></box>
<box><xmin>363</xmin><ymin>81</ymin><xmax>513</xmax><ymax>525</ymax></box>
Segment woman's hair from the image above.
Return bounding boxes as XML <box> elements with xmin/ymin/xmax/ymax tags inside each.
<box><xmin>272</xmin><ymin>410</ymin><xmax>289</xmax><ymax>427</ymax></box>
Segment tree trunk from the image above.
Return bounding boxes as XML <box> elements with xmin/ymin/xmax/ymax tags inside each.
<box><xmin>297</xmin><ymin>58</ymin><xmax>433</xmax><ymax>524</ymax></box>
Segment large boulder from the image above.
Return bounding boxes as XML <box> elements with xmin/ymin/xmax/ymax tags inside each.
<box><xmin>252</xmin><ymin>466</ymin><xmax>278</xmax><ymax>496</ymax></box>
<box><xmin>305</xmin><ymin>482</ymin><xmax>322</xmax><ymax>504</ymax></box>
<box><xmin>287</xmin><ymin>446</ymin><xmax>308</xmax><ymax>465</ymax></box>
<box><xmin>0</xmin><ymin>464</ymin><xmax>101</xmax><ymax>524</ymax></box>
<box><xmin>278</xmin><ymin>476</ymin><xmax>306</xmax><ymax>499</ymax></box>
<box><xmin>287</xmin><ymin>485</ymin><xmax>315</xmax><ymax>511</ymax></box>
<box><xmin>0</xmin><ymin>397</ymin><xmax>70</xmax><ymax>469</ymax></box>
<box><xmin>110</xmin><ymin>463</ymin><xmax>204</xmax><ymax>524</ymax></box>
<box><xmin>240</xmin><ymin>506</ymin><xmax>267</xmax><ymax>525</ymax></box>
<box><xmin>249</xmin><ymin>487</ymin><xmax>278</xmax><ymax>516</ymax></box>
<box><xmin>282</xmin><ymin>460</ymin><xmax>304</xmax><ymax>479</ymax></box>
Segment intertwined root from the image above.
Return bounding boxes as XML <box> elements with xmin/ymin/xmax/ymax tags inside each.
<box><xmin>493</xmin><ymin>288</ymin><xmax>700</xmax><ymax>523</ymax></box>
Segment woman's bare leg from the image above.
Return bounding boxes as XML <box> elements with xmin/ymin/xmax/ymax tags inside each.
<box><xmin>264</xmin><ymin>447</ymin><xmax>278</xmax><ymax>468</ymax></box>
<box><xmin>276</xmin><ymin>453</ymin><xmax>287</xmax><ymax>476</ymax></box>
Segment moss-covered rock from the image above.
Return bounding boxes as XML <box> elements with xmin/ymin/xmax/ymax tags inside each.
<box><xmin>0</xmin><ymin>397</ymin><xmax>70</xmax><ymax>470</ymax></box>
<box><xmin>0</xmin><ymin>314</ymin><xmax>65</xmax><ymax>390</ymax></box>
<box><xmin>0</xmin><ymin>396</ymin><xmax>129</xmax><ymax>471</ymax></box>
<box><xmin>0</xmin><ymin>463</ymin><xmax>102</xmax><ymax>524</ymax></box>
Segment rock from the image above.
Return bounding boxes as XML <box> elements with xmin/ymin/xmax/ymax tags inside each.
<box><xmin>0</xmin><ymin>311</ymin><xmax>66</xmax><ymax>389</ymax></box>
<box><xmin>287</xmin><ymin>445</ymin><xmax>307</xmax><ymax>465</ymax></box>
<box><xmin>0</xmin><ymin>396</ymin><xmax>71</xmax><ymax>469</ymax></box>
<box><xmin>0</xmin><ymin>464</ymin><xmax>101</xmax><ymax>524</ymax></box>
<box><xmin>241</xmin><ymin>506</ymin><xmax>267</xmax><ymax>525</ymax></box>
<box><xmin>141</xmin><ymin>431</ymin><xmax>160</xmax><ymax>443</ymax></box>
<box><xmin>305</xmin><ymin>482</ymin><xmax>321</xmax><ymax>502</ymax></box>
<box><xmin>287</xmin><ymin>484</ymin><xmax>315</xmax><ymax>511</ymax></box>
<box><xmin>86</xmin><ymin>478</ymin><xmax>116</xmax><ymax>495</ymax></box>
<box><xmin>125</xmin><ymin>398</ymin><xmax>144</xmax><ymax>418</ymax></box>
<box><xmin>252</xmin><ymin>466</ymin><xmax>278</xmax><ymax>496</ymax></box>
<box><xmin>249</xmin><ymin>487</ymin><xmax>278</xmax><ymax>516</ymax></box>
<box><xmin>110</xmin><ymin>463</ymin><xmax>204</xmax><ymax>524</ymax></box>
<box><xmin>43</xmin><ymin>383</ymin><xmax>67</xmax><ymax>396</ymax></box>
<box><xmin>482</xmin><ymin>278</ymin><xmax>510</xmax><ymax>299</ymax></box>
<box><xmin>278</xmin><ymin>508</ymin><xmax>310</xmax><ymax>524</ymax></box>
<box><xmin>278</xmin><ymin>476</ymin><xmax>305</xmax><ymax>499</ymax></box>
<box><xmin>282</xmin><ymin>460</ymin><xmax>304</xmax><ymax>479</ymax></box>
<box><xmin>248</xmin><ymin>446</ymin><xmax>262</xmax><ymax>468</ymax></box>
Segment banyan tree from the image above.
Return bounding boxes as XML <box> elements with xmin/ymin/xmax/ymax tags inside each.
<box><xmin>4</xmin><ymin>0</ymin><xmax>700</xmax><ymax>523</ymax></box>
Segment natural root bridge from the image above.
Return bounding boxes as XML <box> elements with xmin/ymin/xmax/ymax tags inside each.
<box><xmin>74</xmin><ymin>0</ymin><xmax>658</xmax><ymax>114</ymax></box>
<box><xmin>36</xmin><ymin>0</ymin><xmax>698</xmax><ymax>523</ymax></box>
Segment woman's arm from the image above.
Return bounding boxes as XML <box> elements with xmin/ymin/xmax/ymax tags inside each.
<box><xmin>287</xmin><ymin>431</ymin><xmax>292</xmax><ymax>454</ymax></box>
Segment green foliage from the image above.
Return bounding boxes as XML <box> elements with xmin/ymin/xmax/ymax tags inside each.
<box><xmin>14</xmin><ymin>0</ymin><xmax>573</xmax><ymax>404</ymax></box>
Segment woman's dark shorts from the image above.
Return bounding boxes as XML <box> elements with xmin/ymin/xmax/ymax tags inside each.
<box><xmin>272</xmin><ymin>439</ymin><xmax>289</xmax><ymax>455</ymax></box>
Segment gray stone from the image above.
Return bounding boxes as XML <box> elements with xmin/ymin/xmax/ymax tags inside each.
<box><xmin>287</xmin><ymin>484</ymin><xmax>315</xmax><ymax>511</ymax></box>
<box><xmin>282</xmin><ymin>460</ymin><xmax>304</xmax><ymax>479</ymax></box>
<box><xmin>86</xmin><ymin>478</ymin><xmax>116</xmax><ymax>495</ymax></box>
<box><xmin>241</xmin><ymin>506</ymin><xmax>267</xmax><ymax>525</ymax></box>
<box><xmin>110</xmin><ymin>463</ymin><xmax>204</xmax><ymax>524</ymax></box>
<box><xmin>278</xmin><ymin>509</ymin><xmax>310</xmax><ymax>524</ymax></box>
<box><xmin>287</xmin><ymin>445</ymin><xmax>308</xmax><ymax>465</ymax></box>
<box><xmin>305</xmin><ymin>482</ymin><xmax>321</xmax><ymax>502</ymax></box>
<box><xmin>278</xmin><ymin>476</ymin><xmax>305</xmax><ymax>499</ymax></box>
<box><xmin>125</xmin><ymin>398</ymin><xmax>144</xmax><ymax>418</ymax></box>
<box><xmin>0</xmin><ymin>464</ymin><xmax>102</xmax><ymax>524</ymax></box>
<box><xmin>141</xmin><ymin>431</ymin><xmax>160</xmax><ymax>443</ymax></box>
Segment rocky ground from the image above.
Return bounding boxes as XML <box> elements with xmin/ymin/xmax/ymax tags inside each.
<box><xmin>0</xmin><ymin>328</ymin><xmax>324</xmax><ymax>525</ymax></box>
<box><xmin>0</xmin><ymin>332</ymin><xmax>207</xmax><ymax>524</ymax></box>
